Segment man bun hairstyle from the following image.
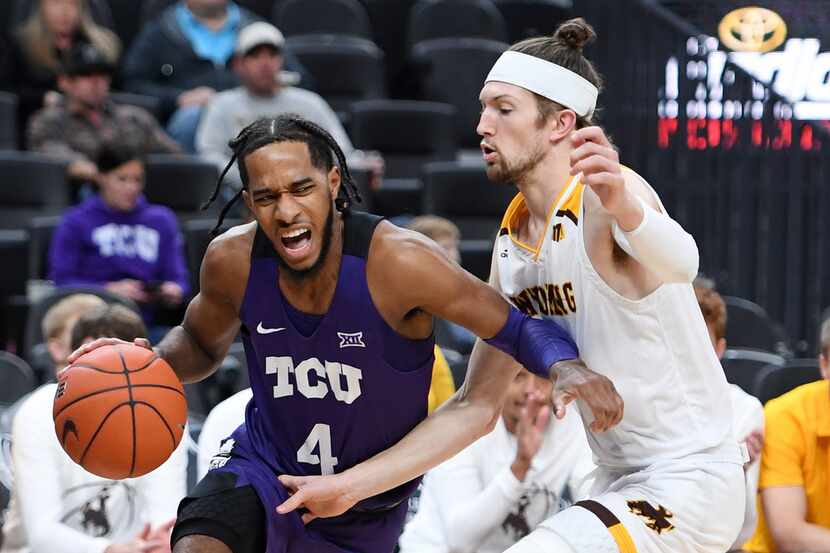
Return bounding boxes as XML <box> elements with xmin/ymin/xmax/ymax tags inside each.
<box><xmin>553</xmin><ymin>17</ymin><xmax>597</xmax><ymax>52</ymax></box>
<box><xmin>509</xmin><ymin>17</ymin><xmax>603</xmax><ymax>127</ymax></box>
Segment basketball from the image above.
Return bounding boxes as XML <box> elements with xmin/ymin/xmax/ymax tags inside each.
<box><xmin>52</xmin><ymin>344</ymin><xmax>187</xmax><ymax>480</ymax></box>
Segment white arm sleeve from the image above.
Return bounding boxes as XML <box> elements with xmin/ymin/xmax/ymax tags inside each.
<box><xmin>612</xmin><ymin>195</ymin><xmax>699</xmax><ymax>283</ymax></box>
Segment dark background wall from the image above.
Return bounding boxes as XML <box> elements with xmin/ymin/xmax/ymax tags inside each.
<box><xmin>576</xmin><ymin>0</ymin><xmax>830</xmax><ymax>353</ymax></box>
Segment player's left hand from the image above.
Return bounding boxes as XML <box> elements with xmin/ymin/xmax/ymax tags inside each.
<box><xmin>569</xmin><ymin>127</ymin><xmax>628</xmax><ymax>218</ymax></box>
<box><xmin>276</xmin><ymin>474</ymin><xmax>357</xmax><ymax>524</ymax></box>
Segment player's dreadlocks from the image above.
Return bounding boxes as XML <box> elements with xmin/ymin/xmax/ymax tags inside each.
<box><xmin>202</xmin><ymin>114</ymin><xmax>362</xmax><ymax>235</ymax></box>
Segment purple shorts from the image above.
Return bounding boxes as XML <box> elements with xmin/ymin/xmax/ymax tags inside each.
<box><xmin>174</xmin><ymin>425</ymin><xmax>409</xmax><ymax>553</ymax></box>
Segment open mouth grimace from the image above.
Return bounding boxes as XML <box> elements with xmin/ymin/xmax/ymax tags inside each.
<box><xmin>281</xmin><ymin>229</ymin><xmax>312</xmax><ymax>251</ymax></box>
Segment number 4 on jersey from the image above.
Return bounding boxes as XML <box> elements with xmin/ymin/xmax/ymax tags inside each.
<box><xmin>297</xmin><ymin>423</ymin><xmax>339</xmax><ymax>475</ymax></box>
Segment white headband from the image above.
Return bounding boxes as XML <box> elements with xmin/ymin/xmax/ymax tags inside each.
<box><xmin>485</xmin><ymin>51</ymin><xmax>598</xmax><ymax>117</ymax></box>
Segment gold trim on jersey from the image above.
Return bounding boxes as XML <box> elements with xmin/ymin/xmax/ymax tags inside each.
<box><xmin>575</xmin><ymin>500</ymin><xmax>639</xmax><ymax>553</ymax></box>
<box><xmin>498</xmin><ymin>180</ymin><xmax>584</xmax><ymax>260</ymax></box>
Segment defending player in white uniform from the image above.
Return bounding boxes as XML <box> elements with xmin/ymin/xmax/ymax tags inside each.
<box><xmin>483</xmin><ymin>18</ymin><xmax>746</xmax><ymax>553</ymax></box>
<box><xmin>271</xmin><ymin>17</ymin><xmax>745</xmax><ymax>553</ymax></box>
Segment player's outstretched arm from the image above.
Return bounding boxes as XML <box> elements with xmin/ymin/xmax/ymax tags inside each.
<box><xmin>69</xmin><ymin>229</ymin><xmax>245</xmax><ymax>384</ymax></box>
<box><xmin>570</xmin><ymin>126</ymin><xmax>699</xmax><ymax>283</ymax></box>
<box><xmin>277</xmin><ymin>228</ymin><xmax>622</xmax><ymax>521</ymax></box>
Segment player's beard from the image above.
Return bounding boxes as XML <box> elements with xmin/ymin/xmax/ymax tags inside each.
<box><xmin>486</xmin><ymin>139</ymin><xmax>547</xmax><ymax>186</ymax></box>
<box><xmin>276</xmin><ymin>202</ymin><xmax>335</xmax><ymax>280</ymax></box>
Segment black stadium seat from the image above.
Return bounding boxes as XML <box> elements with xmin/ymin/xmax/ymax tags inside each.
<box><xmin>493</xmin><ymin>0</ymin><xmax>572</xmax><ymax>43</ymax></box>
<box><xmin>285</xmin><ymin>35</ymin><xmax>385</xmax><ymax>118</ymax></box>
<box><xmin>236</xmin><ymin>0</ymin><xmax>277</xmax><ymax>19</ymax></box>
<box><xmin>0</xmin><ymin>352</ymin><xmax>36</xmax><ymax>407</ymax></box>
<box><xmin>720</xmin><ymin>348</ymin><xmax>785</xmax><ymax>397</ymax></box>
<box><xmin>274</xmin><ymin>0</ymin><xmax>371</xmax><ymax>38</ymax></box>
<box><xmin>0</xmin><ymin>92</ymin><xmax>17</xmax><ymax>150</ymax></box>
<box><xmin>407</xmin><ymin>0</ymin><xmax>508</xmax><ymax>48</ymax></box>
<box><xmin>724</xmin><ymin>296</ymin><xmax>792</xmax><ymax>356</ymax></box>
<box><xmin>754</xmin><ymin>359</ymin><xmax>822</xmax><ymax>405</ymax></box>
<box><xmin>138</xmin><ymin>0</ymin><xmax>176</xmax><ymax>27</ymax></box>
<box><xmin>27</xmin><ymin>215</ymin><xmax>62</xmax><ymax>281</ymax></box>
<box><xmin>422</xmin><ymin>161</ymin><xmax>515</xmax><ymax>239</ymax></box>
<box><xmin>0</xmin><ymin>230</ymin><xmax>28</xmax><ymax>299</ymax></box>
<box><xmin>143</xmin><ymin>155</ymin><xmax>220</xmax><ymax>218</ymax></box>
<box><xmin>0</xmin><ymin>152</ymin><xmax>68</xmax><ymax>230</ymax></box>
<box><xmin>411</xmin><ymin>38</ymin><xmax>508</xmax><ymax>148</ymax></box>
<box><xmin>111</xmin><ymin>92</ymin><xmax>165</xmax><ymax>122</ymax></box>
<box><xmin>350</xmin><ymin>100</ymin><xmax>456</xmax><ymax>181</ymax></box>
<box><xmin>460</xmin><ymin>239</ymin><xmax>494</xmax><ymax>281</ymax></box>
<box><xmin>181</xmin><ymin>218</ymin><xmax>245</xmax><ymax>295</ymax></box>
<box><xmin>0</xmin><ymin>230</ymin><xmax>30</xmax><ymax>354</ymax></box>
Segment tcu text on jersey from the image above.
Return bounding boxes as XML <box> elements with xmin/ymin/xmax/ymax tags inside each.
<box><xmin>265</xmin><ymin>356</ymin><xmax>363</xmax><ymax>404</ymax></box>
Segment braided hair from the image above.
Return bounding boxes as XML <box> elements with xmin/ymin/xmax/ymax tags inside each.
<box><xmin>202</xmin><ymin>114</ymin><xmax>362</xmax><ymax>235</ymax></box>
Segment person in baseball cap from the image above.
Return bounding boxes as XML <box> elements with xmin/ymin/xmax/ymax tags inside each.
<box><xmin>235</xmin><ymin>21</ymin><xmax>285</xmax><ymax>58</ymax></box>
<box><xmin>197</xmin><ymin>21</ymin><xmax>380</xmax><ymax>199</ymax></box>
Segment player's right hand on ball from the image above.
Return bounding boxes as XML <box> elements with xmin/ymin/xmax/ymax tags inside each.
<box><xmin>67</xmin><ymin>337</ymin><xmax>152</xmax><ymax>364</ymax></box>
<box><xmin>549</xmin><ymin>358</ymin><xmax>623</xmax><ymax>432</ymax></box>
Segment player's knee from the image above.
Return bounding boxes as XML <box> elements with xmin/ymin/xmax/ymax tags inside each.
<box><xmin>173</xmin><ymin>534</ymin><xmax>233</xmax><ymax>553</ymax></box>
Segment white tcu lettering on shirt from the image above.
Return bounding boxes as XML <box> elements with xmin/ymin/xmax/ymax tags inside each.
<box><xmin>265</xmin><ymin>356</ymin><xmax>363</xmax><ymax>404</ymax></box>
<box><xmin>91</xmin><ymin>224</ymin><xmax>160</xmax><ymax>263</ymax></box>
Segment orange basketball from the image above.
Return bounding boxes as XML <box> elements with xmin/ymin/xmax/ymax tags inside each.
<box><xmin>53</xmin><ymin>344</ymin><xmax>187</xmax><ymax>479</ymax></box>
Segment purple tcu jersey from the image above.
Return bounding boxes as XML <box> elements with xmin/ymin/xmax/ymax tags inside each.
<box><xmin>238</xmin><ymin>211</ymin><xmax>434</xmax><ymax>511</ymax></box>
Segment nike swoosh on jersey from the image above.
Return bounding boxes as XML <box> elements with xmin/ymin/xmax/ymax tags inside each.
<box><xmin>257</xmin><ymin>322</ymin><xmax>286</xmax><ymax>334</ymax></box>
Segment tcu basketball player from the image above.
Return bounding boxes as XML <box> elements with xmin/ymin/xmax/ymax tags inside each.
<box><xmin>70</xmin><ymin>114</ymin><xmax>622</xmax><ymax>553</ymax></box>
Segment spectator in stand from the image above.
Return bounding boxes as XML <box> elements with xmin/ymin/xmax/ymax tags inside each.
<box><xmin>398</xmin><ymin>362</ymin><xmax>592</xmax><ymax>553</ymax></box>
<box><xmin>197</xmin><ymin>22</ymin><xmax>382</xmax><ymax>197</ymax></box>
<box><xmin>3</xmin><ymin>0</ymin><xmax>120</xmax><ymax>145</ymax></box>
<box><xmin>744</xmin><ymin>318</ymin><xmax>830</xmax><ymax>553</ymax></box>
<box><xmin>693</xmin><ymin>282</ymin><xmax>765</xmax><ymax>550</ymax></box>
<box><xmin>407</xmin><ymin>216</ymin><xmax>476</xmax><ymax>355</ymax></box>
<box><xmin>123</xmin><ymin>0</ymin><xmax>312</xmax><ymax>152</ymax></box>
<box><xmin>48</xmin><ymin>141</ymin><xmax>190</xmax><ymax>326</ymax></box>
<box><xmin>0</xmin><ymin>302</ymin><xmax>187</xmax><ymax>553</ymax></box>
<box><xmin>27</xmin><ymin>43</ymin><xmax>181</xmax><ymax>185</ymax></box>
<box><xmin>40</xmin><ymin>293</ymin><xmax>106</xmax><ymax>372</ymax></box>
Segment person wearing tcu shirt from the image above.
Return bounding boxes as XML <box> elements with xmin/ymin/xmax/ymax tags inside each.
<box><xmin>49</xmin><ymin>140</ymin><xmax>189</xmax><ymax>326</ymax></box>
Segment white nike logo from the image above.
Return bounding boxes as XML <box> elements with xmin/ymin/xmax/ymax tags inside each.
<box><xmin>257</xmin><ymin>322</ymin><xmax>286</xmax><ymax>335</ymax></box>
